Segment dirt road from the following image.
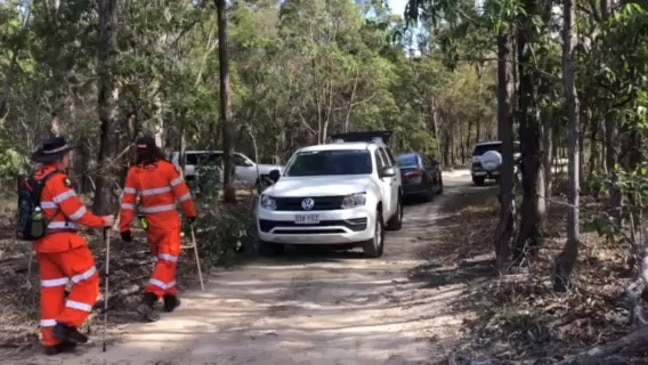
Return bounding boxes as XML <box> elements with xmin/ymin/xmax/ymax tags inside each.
<box><xmin>18</xmin><ymin>171</ymin><xmax>478</xmax><ymax>365</ymax></box>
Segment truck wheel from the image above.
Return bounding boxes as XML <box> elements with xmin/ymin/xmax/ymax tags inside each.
<box><xmin>386</xmin><ymin>197</ymin><xmax>403</xmax><ymax>231</ymax></box>
<box><xmin>473</xmin><ymin>176</ymin><xmax>485</xmax><ymax>186</ymax></box>
<box><xmin>363</xmin><ymin>211</ymin><xmax>384</xmax><ymax>258</ymax></box>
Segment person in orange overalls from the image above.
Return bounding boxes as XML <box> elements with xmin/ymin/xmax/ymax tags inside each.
<box><xmin>119</xmin><ymin>136</ymin><xmax>196</xmax><ymax>322</ymax></box>
<box><xmin>30</xmin><ymin>136</ymin><xmax>114</xmax><ymax>355</ymax></box>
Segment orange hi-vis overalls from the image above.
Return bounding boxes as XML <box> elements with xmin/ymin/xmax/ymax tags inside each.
<box><xmin>34</xmin><ymin>166</ymin><xmax>106</xmax><ymax>347</ymax></box>
<box><xmin>119</xmin><ymin>160</ymin><xmax>196</xmax><ymax>298</ymax></box>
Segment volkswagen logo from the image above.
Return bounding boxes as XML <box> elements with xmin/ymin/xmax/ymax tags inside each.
<box><xmin>301</xmin><ymin>198</ymin><xmax>315</xmax><ymax>211</ymax></box>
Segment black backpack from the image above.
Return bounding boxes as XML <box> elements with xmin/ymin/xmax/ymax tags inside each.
<box><xmin>16</xmin><ymin>171</ymin><xmax>60</xmax><ymax>241</ymax></box>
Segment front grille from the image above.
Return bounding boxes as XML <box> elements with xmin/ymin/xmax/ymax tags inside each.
<box><xmin>273</xmin><ymin>229</ymin><xmax>347</xmax><ymax>234</ymax></box>
<box><xmin>274</xmin><ymin>196</ymin><xmax>345</xmax><ymax>211</ymax></box>
<box><xmin>258</xmin><ymin>218</ymin><xmax>367</xmax><ymax>233</ymax></box>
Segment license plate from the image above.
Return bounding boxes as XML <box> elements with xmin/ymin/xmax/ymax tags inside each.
<box><xmin>294</xmin><ymin>214</ymin><xmax>319</xmax><ymax>224</ymax></box>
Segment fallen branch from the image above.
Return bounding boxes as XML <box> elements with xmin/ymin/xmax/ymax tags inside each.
<box><xmin>563</xmin><ymin>231</ymin><xmax>648</xmax><ymax>363</ymax></box>
<box><xmin>565</xmin><ymin>328</ymin><xmax>648</xmax><ymax>364</ymax></box>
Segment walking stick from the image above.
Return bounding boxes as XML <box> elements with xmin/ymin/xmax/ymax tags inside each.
<box><xmin>189</xmin><ymin>224</ymin><xmax>205</xmax><ymax>291</ymax></box>
<box><xmin>102</xmin><ymin>228</ymin><xmax>111</xmax><ymax>352</ymax></box>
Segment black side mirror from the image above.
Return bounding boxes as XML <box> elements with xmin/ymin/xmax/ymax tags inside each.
<box><xmin>380</xmin><ymin>166</ymin><xmax>396</xmax><ymax>178</ymax></box>
<box><xmin>268</xmin><ymin>169</ymin><xmax>281</xmax><ymax>183</ymax></box>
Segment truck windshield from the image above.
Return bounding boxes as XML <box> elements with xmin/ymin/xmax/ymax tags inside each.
<box><xmin>284</xmin><ymin>150</ymin><xmax>372</xmax><ymax>176</ymax></box>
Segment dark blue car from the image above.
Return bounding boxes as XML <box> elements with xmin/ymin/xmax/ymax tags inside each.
<box><xmin>396</xmin><ymin>153</ymin><xmax>443</xmax><ymax>201</ymax></box>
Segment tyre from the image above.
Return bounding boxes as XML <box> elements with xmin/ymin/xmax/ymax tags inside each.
<box><xmin>423</xmin><ymin>188</ymin><xmax>434</xmax><ymax>202</ymax></box>
<box><xmin>260</xmin><ymin>240</ymin><xmax>286</xmax><ymax>256</ymax></box>
<box><xmin>472</xmin><ymin>176</ymin><xmax>485</xmax><ymax>186</ymax></box>
<box><xmin>363</xmin><ymin>210</ymin><xmax>384</xmax><ymax>258</ymax></box>
<box><xmin>419</xmin><ymin>181</ymin><xmax>433</xmax><ymax>202</ymax></box>
<box><xmin>387</xmin><ymin>196</ymin><xmax>403</xmax><ymax>231</ymax></box>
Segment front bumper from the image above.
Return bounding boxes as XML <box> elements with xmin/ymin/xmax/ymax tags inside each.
<box><xmin>256</xmin><ymin>206</ymin><xmax>375</xmax><ymax>244</ymax></box>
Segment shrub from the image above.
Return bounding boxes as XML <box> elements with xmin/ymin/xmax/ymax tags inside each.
<box><xmin>186</xmin><ymin>163</ymin><xmax>255</xmax><ymax>268</ymax></box>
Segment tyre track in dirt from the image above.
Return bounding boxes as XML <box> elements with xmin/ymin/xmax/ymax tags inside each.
<box><xmin>15</xmin><ymin>171</ymin><xmax>476</xmax><ymax>365</ymax></box>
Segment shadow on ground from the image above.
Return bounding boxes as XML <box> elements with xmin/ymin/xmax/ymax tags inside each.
<box><xmin>402</xmin><ymin>183</ymin><xmax>502</xmax><ymax>363</ymax></box>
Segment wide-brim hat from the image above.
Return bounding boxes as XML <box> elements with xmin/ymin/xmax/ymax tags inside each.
<box><xmin>31</xmin><ymin>136</ymin><xmax>77</xmax><ymax>163</ymax></box>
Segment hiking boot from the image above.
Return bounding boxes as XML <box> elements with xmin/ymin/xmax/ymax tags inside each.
<box><xmin>163</xmin><ymin>295</ymin><xmax>181</xmax><ymax>313</ymax></box>
<box><xmin>136</xmin><ymin>292</ymin><xmax>160</xmax><ymax>322</ymax></box>
<box><xmin>44</xmin><ymin>340</ymin><xmax>78</xmax><ymax>356</ymax></box>
<box><xmin>52</xmin><ymin>323</ymin><xmax>89</xmax><ymax>344</ymax></box>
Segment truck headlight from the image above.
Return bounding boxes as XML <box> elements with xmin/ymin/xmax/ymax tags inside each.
<box><xmin>260</xmin><ymin>194</ymin><xmax>277</xmax><ymax>210</ymax></box>
<box><xmin>341</xmin><ymin>193</ymin><xmax>366</xmax><ymax>209</ymax></box>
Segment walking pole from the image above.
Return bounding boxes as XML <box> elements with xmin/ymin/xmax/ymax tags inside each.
<box><xmin>102</xmin><ymin>228</ymin><xmax>111</xmax><ymax>352</ymax></box>
<box><xmin>189</xmin><ymin>224</ymin><xmax>205</xmax><ymax>291</ymax></box>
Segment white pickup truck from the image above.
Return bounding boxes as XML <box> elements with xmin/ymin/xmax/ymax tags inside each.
<box><xmin>170</xmin><ymin>150</ymin><xmax>283</xmax><ymax>187</ymax></box>
<box><xmin>256</xmin><ymin>131</ymin><xmax>403</xmax><ymax>258</ymax></box>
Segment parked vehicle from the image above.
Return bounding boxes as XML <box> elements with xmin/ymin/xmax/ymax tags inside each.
<box><xmin>256</xmin><ymin>131</ymin><xmax>403</xmax><ymax>258</ymax></box>
<box><xmin>396</xmin><ymin>152</ymin><xmax>443</xmax><ymax>200</ymax></box>
<box><xmin>169</xmin><ymin>150</ymin><xmax>283</xmax><ymax>187</ymax></box>
<box><xmin>470</xmin><ymin>140</ymin><xmax>520</xmax><ymax>186</ymax></box>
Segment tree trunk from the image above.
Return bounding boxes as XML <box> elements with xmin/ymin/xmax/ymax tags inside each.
<box><xmin>476</xmin><ymin>63</ymin><xmax>483</xmax><ymax>143</ymax></box>
<box><xmin>600</xmin><ymin>0</ymin><xmax>621</xmax><ymax>223</ymax></box>
<box><xmin>464</xmin><ymin>120</ymin><xmax>472</xmax><ymax>164</ymax></box>
<box><xmin>76</xmin><ymin>137</ymin><xmax>92</xmax><ymax>194</ymax></box>
<box><xmin>542</xmin><ymin>108</ymin><xmax>553</xmax><ymax>197</ymax></box>
<box><xmin>598</xmin><ymin>119</ymin><xmax>606</xmax><ymax>174</ymax></box>
<box><xmin>587</xmin><ymin>115</ymin><xmax>598</xmax><ymax>184</ymax></box>
<box><xmin>443</xmin><ymin>133</ymin><xmax>450</xmax><ymax>167</ymax></box>
<box><xmin>430</xmin><ymin>100</ymin><xmax>442</xmax><ymax>162</ymax></box>
<box><xmin>152</xmin><ymin>78</ymin><xmax>165</xmax><ymax>148</ymax></box>
<box><xmin>215</xmin><ymin>0</ymin><xmax>236</xmax><ymax>203</ymax></box>
<box><xmin>494</xmin><ymin>32</ymin><xmax>516</xmax><ymax>273</ymax></box>
<box><xmin>92</xmin><ymin>0</ymin><xmax>120</xmax><ymax>216</ymax></box>
<box><xmin>553</xmin><ymin>0</ymin><xmax>580</xmax><ymax>292</ymax></box>
<box><xmin>450</xmin><ymin>136</ymin><xmax>455</xmax><ymax>166</ymax></box>
<box><xmin>579</xmin><ymin>111</ymin><xmax>586</xmax><ymax>183</ymax></box>
<box><xmin>513</xmin><ymin>4</ymin><xmax>545</xmax><ymax>263</ymax></box>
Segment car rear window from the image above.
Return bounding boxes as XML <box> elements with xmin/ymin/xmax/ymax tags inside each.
<box><xmin>397</xmin><ymin>154</ymin><xmax>418</xmax><ymax>166</ymax></box>
<box><xmin>472</xmin><ymin>143</ymin><xmax>501</xmax><ymax>156</ymax></box>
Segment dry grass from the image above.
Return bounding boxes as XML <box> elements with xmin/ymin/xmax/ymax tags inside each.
<box><xmin>440</xmin><ymin>189</ymin><xmax>648</xmax><ymax>364</ymax></box>
<box><xmin>417</xmin><ymin>185</ymin><xmax>647</xmax><ymax>364</ymax></box>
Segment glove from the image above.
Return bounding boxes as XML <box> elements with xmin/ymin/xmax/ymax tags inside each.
<box><xmin>186</xmin><ymin>216</ymin><xmax>196</xmax><ymax>225</ymax></box>
<box><xmin>120</xmin><ymin>230</ymin><xmax>132</xmax><ymax>242</ymax></box>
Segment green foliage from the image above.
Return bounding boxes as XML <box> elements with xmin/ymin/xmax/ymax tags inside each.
<box><xmin>189</xmin><ymin>164</ymin><xmax>222</xmax><ymax>202</ymax></box>
<box><xmin>0</xmin><ymin>146</ymin><xmax>23</xmax><ymax>180</ymax></box>
<box><xmin>615</xmin><ymin>164</ymin><xmax>648</xmax><ymax>209</ymax></box>
<box><xmin>0</xmin><ymin>0</ymin><xmax>497</xmax><ymax>176</ymax></box>
<box><xmin>194</xmin><ymin>205</ymin><xmax>253</xmax><ymax>268</ymax></box>
<box><xmin>189</xmin><ymin>164</ymin><xmax>253</xmax><ymax>268</ymax></box>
